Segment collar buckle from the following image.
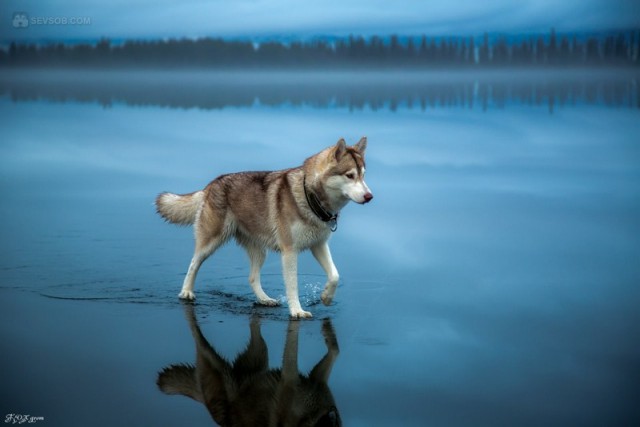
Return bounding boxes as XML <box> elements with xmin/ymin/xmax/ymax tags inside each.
<box><xmin>303</xmin><ymin>175</ymin><xmax>339</xmax><ymax>232</ymax></box>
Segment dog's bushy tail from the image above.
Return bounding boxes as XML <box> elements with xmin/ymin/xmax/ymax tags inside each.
<box><xmin>156</xmin><ymin>364</ymin><xmax>202</xmax><ymax>402</ymax></box>
<box><xmin>156</xmin><ymin>191</ymin><xmax>204</xmax><ymax>225</ymax></box>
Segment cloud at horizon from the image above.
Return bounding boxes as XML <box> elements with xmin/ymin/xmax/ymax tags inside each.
<box><xmin>1</xmin><ymin>0</ymin><xmax>639</xmax><ymax>42</ymax></box>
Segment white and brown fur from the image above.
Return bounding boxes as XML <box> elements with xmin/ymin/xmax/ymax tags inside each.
<box><xmin>157</xmin><ymin>303</ymin><xmax>341</xmax><ymax>426</ymax></box>
<box><xmin>156</xmin><ymin>137</ymin><xmax>372</xmax><ymax>318</ymax></box>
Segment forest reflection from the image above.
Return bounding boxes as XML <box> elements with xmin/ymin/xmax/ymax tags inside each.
<box><xmin>1</xmin><ymin>70</ymin><xmax>637</xmax><ymax>112</ymax></box>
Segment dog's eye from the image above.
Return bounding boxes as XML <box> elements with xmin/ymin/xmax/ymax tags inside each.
<box><xmin>345</xmin><ymin>173</ymin><xmax>355</xmax><ymax>180</ymax></box>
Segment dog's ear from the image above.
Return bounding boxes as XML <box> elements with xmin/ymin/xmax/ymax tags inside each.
<box><xmin>334</xmin><ymin>138</ymin><xmax>347</xmax><ymax>161</ymax></box>
<box><xmin>354</xmin><ymin>136</ymin><xmax>367</xmax><ymax>155</ymax></box>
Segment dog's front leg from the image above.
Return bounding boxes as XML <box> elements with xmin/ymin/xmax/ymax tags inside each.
<box><xmin>282</xmin><ymin>320</ymin><xmax>300</xmax><ymax>379</ymax></box>
<box><xmin>282</xmin><ymin>250</ymin><xmax>312</xmax><ymax>319</ymax></box>
<box><xmin>273</xmin><ymin>320</ymin><xmax>301</xmax><ymax>420</ymax></box>
<box><xmin>309</xmin><ymin>319</ymin><xmax>340</xmax><ymax>383</ymax></box>
<box><xmin>311</xmin><ymin>242</ymin><xmax>340</xmax><ymax>306</ymax></box>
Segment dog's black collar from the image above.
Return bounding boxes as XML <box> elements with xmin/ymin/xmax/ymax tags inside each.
<box><xmin>303</xmin><ymin>175</ymin><xmax>338</xmax><ymax>232</ymax></box>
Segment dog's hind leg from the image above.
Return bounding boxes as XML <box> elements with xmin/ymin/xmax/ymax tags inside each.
<box><xmin>179</xmin><ymin>236</ymin><xmax>221</xmax><ymax>300</ymax></box>
<box><xmin>181</xmin><ymin>212</ymin><xmax>230</xmax><ymax>300</ymax></box>
<box><xmin>245</xmin><ymin>244</ymin><xmax>280</xmax><ymax>306</ymax></box>
<box><xmin>233</xmin><ymin>315</ymin><xmax>269</xmax><ymax>376</ymax></box>
<box><xmin>311</xmin><ymin>242</ymin><xmax>340</xmax><ymax>306</ymax></box>
<box><xmin>179</xmin><ymin>202</ymin><xmax>229</xmax><ymax>300</ymax></box>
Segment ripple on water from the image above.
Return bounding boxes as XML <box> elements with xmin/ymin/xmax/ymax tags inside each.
<box><xmin>36</xmin><ymin>273</ymin><xmax>338</xmax><ymax>320</ymax></box>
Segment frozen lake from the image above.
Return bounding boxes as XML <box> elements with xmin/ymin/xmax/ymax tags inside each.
<box><xmin>1</xmin><ymin>69</ymin><xmax>639</xmax><ymax>426</ymax></box>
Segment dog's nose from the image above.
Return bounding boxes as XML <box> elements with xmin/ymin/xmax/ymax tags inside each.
<box><xmin>363</xmin><ymin>192</ymin><xmax>373</xmax><ymax>203</ymax></box>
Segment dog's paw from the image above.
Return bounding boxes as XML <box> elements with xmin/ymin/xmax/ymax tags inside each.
<box><xmin>290</xmin><ymin>309</ymin><xmax>313</xmax><ymax>319</ymax></box>
<box><xmin>178</xmin><ymin>290</ymin><xmax>196</xmax><ymax>300</ymax></box>
<box><xmin>321</xmin><ymin>291</ymin><xmax>334</xmax><ymax>306</ymax></box>
<box><xmin>257</xmin><ymin>297</ymin><xmax>281</xmax><ymax>307</ymax></box>
<box><xmin>321</xmin><ymin>320</ymin><xmax>340</xmax><ymax>350</ymax></box>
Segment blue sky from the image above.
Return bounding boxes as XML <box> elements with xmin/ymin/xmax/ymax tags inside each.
<box><xmin>1</xmin><ymin>0</ymin><xmax>639</xmax><ymax>42</ymax></box>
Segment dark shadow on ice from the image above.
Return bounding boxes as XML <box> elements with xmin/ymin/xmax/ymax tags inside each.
<box><xmin>157</xmin><ymin>303</ymin><xmax>342</xmax><ymax>426</ymax></box>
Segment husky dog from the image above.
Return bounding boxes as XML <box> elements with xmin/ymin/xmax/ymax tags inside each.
<box><xmin>156</xmin><ymin>137</ymin><xmax>372</xmax><ymax>318</ymax></box>
<box><xmin>157</xmin><ymin>304</ymin><xmax>341</xmax><ymax>426</ymax></box>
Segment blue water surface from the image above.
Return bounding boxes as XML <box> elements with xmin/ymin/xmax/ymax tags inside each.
<box><xmin>1</xmin><ymin>70</ymin><xmax>639</xmax><ymax>426</ymax></box>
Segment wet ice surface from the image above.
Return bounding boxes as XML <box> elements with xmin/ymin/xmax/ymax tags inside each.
<box><xmin>1</xmin><ymin>70</ymin><xmax>639</xmax><ymax>426</ymax></box>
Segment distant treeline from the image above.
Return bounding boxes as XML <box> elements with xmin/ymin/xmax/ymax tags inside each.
<box><xmin>2</xmin><ymin>29</ymin><xmax>639</xmax><ymax>68</ymax></box>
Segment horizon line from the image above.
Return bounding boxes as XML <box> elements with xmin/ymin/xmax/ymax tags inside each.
<box><xmin>3</xmin><ymin>26</ymin><xmax>640</xmax><ymax>46</ymax></box>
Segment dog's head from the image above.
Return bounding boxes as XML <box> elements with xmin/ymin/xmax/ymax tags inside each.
<box><xmin>324</xmin><ymin>137</ymin><xmax>373</xmax><ymax>205</ymax></box>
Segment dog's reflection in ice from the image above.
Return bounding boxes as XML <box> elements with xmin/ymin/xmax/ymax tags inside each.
<box><xmin>157</xmin><ymin>304</ymin><xmax>341</xmax><ymax>427</ymax></box>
